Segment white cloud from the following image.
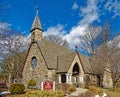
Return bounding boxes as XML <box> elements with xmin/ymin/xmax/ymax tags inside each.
<box><xmin>64</xmin><ymin>0</ymin><xmax>100</xmax><ymax>49</ymax></box>
<box><xmin>71</xmin><ymin>2</ymin><xmax>78</xmax><ymax>11</ymax></box>
<box><xmin>43</xmin><ymin>24</ymin><xmax>67</xmax><ymax>37</ymax></box>
<box><xmin>79</xmin><ymin>0</ymin><xmax>99</xmax><ymax>25</ymax></box>
<box><xmin>43</xmin><ymin>0</ymin><xmax>120</xmax><ymax>50</ymax></box>
<box><xmin>43</xmin><ymin>23</ymin><xmax>86</xmax><ymax>49</ymax></box>
<box><xmin>104</xmin><ymin>0</ymin><xmax>120</xmax><ymax>18</ymax></box>
<box><xmin>63</xmin><ymin>25</ymin><xmax>86</xmax><ymax>49</ymax></box>
<box><xmin>44</xmin><ymin>0</ymin><xmax>100</xmax><ymax>49</ymax></box>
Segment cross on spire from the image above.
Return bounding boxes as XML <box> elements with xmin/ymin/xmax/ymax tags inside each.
<box><xmin>36</xmin><ymin>6</ymin><xmax>39</xmax><ymax>14</ymax></box>
<box><xmin>31</xmin><ymin>0</ymin><xmax>42</xmax><ymax>32</ymax></box>
<box><xmin>35</xmin><ymin>0</ymin><xmax>39</xmax><ymax>14</ymax></box>
<box><xmin>75</xmin><ymin>45</ymin><xmax>78</xmax><ymax>52</ymax></box>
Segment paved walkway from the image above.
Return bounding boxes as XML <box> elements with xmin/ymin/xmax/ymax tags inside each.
<box><xmin>66</xmin><ymin>88</ymin><xmax>88</xmax><ymax>97</ymax></box>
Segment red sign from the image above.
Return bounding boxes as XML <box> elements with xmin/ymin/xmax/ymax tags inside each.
<box><xmin>43</xmin><ymin>81</ymin><xmax>53</xmax><ymax>90</ymax></box>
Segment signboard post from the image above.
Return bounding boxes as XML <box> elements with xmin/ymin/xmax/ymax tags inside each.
<box><xmin>41</xmin><ymin>81</ymin><xmax>55</xmax><ymax>91</ymax></box>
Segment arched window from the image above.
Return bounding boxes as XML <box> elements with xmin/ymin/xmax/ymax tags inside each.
<box><xmin>72</xmin><ymin>63</ymin><xmax>79</xmax><ymax>75</ymax></box>
<box><xmin>31</xmin><ymin>57</ymin><xmax>37</xmax><ymax>69</ymax></box>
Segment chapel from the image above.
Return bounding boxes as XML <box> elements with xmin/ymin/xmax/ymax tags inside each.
<box><xmin>22</xmin><ymin>8</ymin><xmax>113</xmax><ymax>89</ymax></box>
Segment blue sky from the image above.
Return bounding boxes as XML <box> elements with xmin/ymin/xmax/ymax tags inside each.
<box><xmin>1</xmin><ymin>0</ymin><xmax>120</xmax><ymax>49</ymax></box>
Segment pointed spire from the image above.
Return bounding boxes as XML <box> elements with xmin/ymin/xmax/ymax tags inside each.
<box><xmin>31</xmin><ymin>6</ymin><xmax>42</xmax><ymax>32</ymax></box>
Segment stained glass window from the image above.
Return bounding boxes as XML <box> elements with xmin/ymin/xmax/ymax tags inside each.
<box><xmin>31</xmin><ymin>57</ymin><xmax>37</xmax><ymax>69</ymax></box>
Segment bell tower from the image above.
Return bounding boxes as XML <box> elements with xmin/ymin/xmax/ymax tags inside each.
<box><xmin>31</xmin><ymin>7</ymin><xmax>43</xmax><ymax>42</ymax></box>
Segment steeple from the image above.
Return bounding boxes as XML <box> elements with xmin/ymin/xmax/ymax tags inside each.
<box><xmin>31</xmin><ymin>7</ymin><xmax>43</xmax><ymax>42</ymax></box>
<box><xmin>31</xmin><ymin>7</ymin><xmax>42</xmax><ymax>32</ymax></box>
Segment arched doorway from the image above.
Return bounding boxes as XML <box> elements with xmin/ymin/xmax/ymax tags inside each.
<box><xmin>72</xmin><ymin>63</ymin><xmax>79</xmax><ymax>75</ymax></box>
<box><xmin>72</xmin><ymin>63</ymin><xmax>80</xmax><ymax>86</ymax></box>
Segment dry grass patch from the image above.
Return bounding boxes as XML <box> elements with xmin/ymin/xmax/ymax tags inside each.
<box><xmin>106</xmin><ymin>88</ymin><xmax>120</xmax><ymax>97</ymax></box>
<box><xmin>6</xmin><ymin>88</ymin><xmax>38</xmax><ymax>97</ymax></box>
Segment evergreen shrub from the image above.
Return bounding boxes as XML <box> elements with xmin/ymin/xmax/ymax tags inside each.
<box><xmin>9</xmin><ymin>84</ymin><xmax>25</xmax><ymax>94</ymax></box>
<box><xmin>27</xmin><ymin>79</ymin><xmax>36</xmax><ymax>89</ymax></box>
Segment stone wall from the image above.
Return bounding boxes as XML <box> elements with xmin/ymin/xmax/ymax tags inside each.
<box><xmin>22</xmin><ymin>43</ymin><xmax>48</xmax><ymax>89</ymax></box>
<box><xmin>31</xmin><ymin>29</ymin><xmax>43</xmax><ymax>42</ymax></box>
<box><xmin>102</xmin><ymin>71</ymin><xmax>113</xmax><ymax>88</ymax></box>
<box><xmin>68</xmin><ymin>55</ymin><xmax>84</xmax><ymax>75</ymax></box>
<box><xmin>68</xmin><ymin>54</ymin><xmax>85</xmax><ymax>87</ymax></box>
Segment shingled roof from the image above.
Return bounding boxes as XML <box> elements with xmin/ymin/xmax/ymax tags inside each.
<box><xmin>37</xmin><ymin>39</ymin><xmax>73</xmax><ymax>69</ymax></box>
<box><xmin>79</xmin><ymin>54</ymin><xmax>93</xmax><ymax>74</ymax></box>
<box><xmin>57</xmin><ymin>52</ymin><xmax>76</xmax><ymax>73</ymax></box>
<box><xmin>34</xmin><ymin>39</ymin><xmax>93</xmax><ymax>74</ymax></box>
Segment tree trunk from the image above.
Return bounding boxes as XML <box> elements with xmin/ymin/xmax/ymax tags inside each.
<box><xmin>113</xmin><ymin>83</ymin><xmax>116</xmax><ymax>91</ymax></box>
<box><xmin>8</xmin><ymin>73</ymin><xmax>11</xmax><ymax>83</ymax></box>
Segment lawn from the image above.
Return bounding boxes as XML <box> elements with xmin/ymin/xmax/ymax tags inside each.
<box><xmin>106</xmin><ymin>91</ymin><xmax>120</xmax><ymax>97</ymax></box>
<box><xmin>6</xmin><ymin>94</ymin><xmax>25</xmax><ymax>97</ymax></box>
<box><xmin>6</xmin><ymin>89</ymin><xmax>39</xmax><ymax>97</ymax></box>
<box><xmin>5</xmin><ymin>88</ymin><xmax>120</xmax><ymax>97</ymax></box>
<box><xmin>6</xmin><ymin>89</ymin><xmax>64</xmax><ymax>97</ymax></box>
<box><xmin>106</xmin><ymin>88</ymin><xmax>120</xmax><ymax>97</ymax></box>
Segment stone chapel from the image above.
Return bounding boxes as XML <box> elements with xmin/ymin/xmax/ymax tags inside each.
<box><xmin>22</xmin><ymin>8</ymin><xmax>113</xmax><ymax>89</ymax></box>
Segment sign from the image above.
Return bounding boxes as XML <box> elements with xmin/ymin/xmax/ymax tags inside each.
<box><xmin>41</xmin><ymin>81</ymin><xmax>55</xmax><ymax>90</ymax></box>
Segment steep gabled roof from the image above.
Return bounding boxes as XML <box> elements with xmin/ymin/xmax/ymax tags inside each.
<box><xmin>37</xmin><ymin>39</ymin><xmax>74</xmax><ymax>69</ymax></box>
<box><xmin>79</xmin><ymin>54</ymin><xmax>93</xmax><ymax>74</ymax></box>
<box><xmin>33</xmin><ymin>39</ymin><xmax>93</xmax><ymax>73</ymax></box>
<box><xmin>57</xmin><ymin>52</ymin><xmax>76</xmax><ymax>73</ymax></box>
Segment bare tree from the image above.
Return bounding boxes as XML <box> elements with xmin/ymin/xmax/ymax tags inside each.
<box><xmin>79</xmin><ymin>25</ymin><xmax>101</xmax><ymax>56</ymax></box>
<box><xmin>2</xmin><ymin>51</ymin><xmax>26</xmax><ymax>83</ymax></box>
<box><xmin>0</xmin><ymin>29</ymin><xmax>29</xmax><ymax>83</ymax></box>
<box><xmin>79</xmin><ymin>23</ymin><xmax>120</xmax><ymax>89</ymax></box>
<box><xmin>94</xmin><ymin>24</ymin><xmax>120</xmax><ymax>89</ymax></box>
<box><xmin>44</xmin><ymin>34</ymin><xmax>69</xmax><ymax>48</ymax></box>
<box><xmin>96</xmin><ymin>35</ymin><xmax>120</xmax><ymax>89</ymax></box>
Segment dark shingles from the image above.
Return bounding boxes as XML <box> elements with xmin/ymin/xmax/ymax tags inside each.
<box><xmin>36</xmin><ymin>39</ymin><xmax>93</xmax><ymax>73</ymax></box>
<box><xmin>79</xmin><ymin>54</ymin><xmax>93</xmax><ymax>74</ymax></box>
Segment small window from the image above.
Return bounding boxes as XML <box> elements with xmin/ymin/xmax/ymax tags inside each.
<box><xmin>32</xmin><ymin>32</ymin><xmax>35</xmax><ymax>35</ymax></box>
<box><xmin>61</xmin><ymin>74</ymin><xmax>66</xmax><ymax>83</ymax></box>
<box><xmin>31</xmin><ymin>57</ymin><xmax>37</xmax><ymax>69</ymax></box>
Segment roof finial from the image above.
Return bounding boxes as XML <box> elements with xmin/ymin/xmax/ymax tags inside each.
<box><xmin>35</xmin><ymin>0</ymin><xmax>39</xmax><ymax>14</ymax></box>
<box><xmin>75</xmin><ymin>45</ymin><xmax>78</xmax><ymax>52</ymax></box>
<box><xmin>36</xmin><ymin>6</ymin><xmax>39</xmax><ymax>14</ymax></box>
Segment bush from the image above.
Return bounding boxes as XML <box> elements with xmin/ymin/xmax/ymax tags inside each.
<box><xmin>26</xmin><ymin>90</ymin><xmax>64</xmax><ymax>97</ymax></box>
<box><xmin>27</xmin><ymin>79</ymin><xmax>36</xmax><ymax>89</ymax></box>
<box><xmin>9</xmin><ymin>84</ymin><xmax>25</xmax><ymax>94</ymax></box>
<box><xmin>68</xmin><ymin>85</ymin><xmax>76</xmax><ymax>92</ymax></box>
<box><xmin>88</xmin><ymin>86</ymin><xmax>103</xmax><ymax>96</ymax></box>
